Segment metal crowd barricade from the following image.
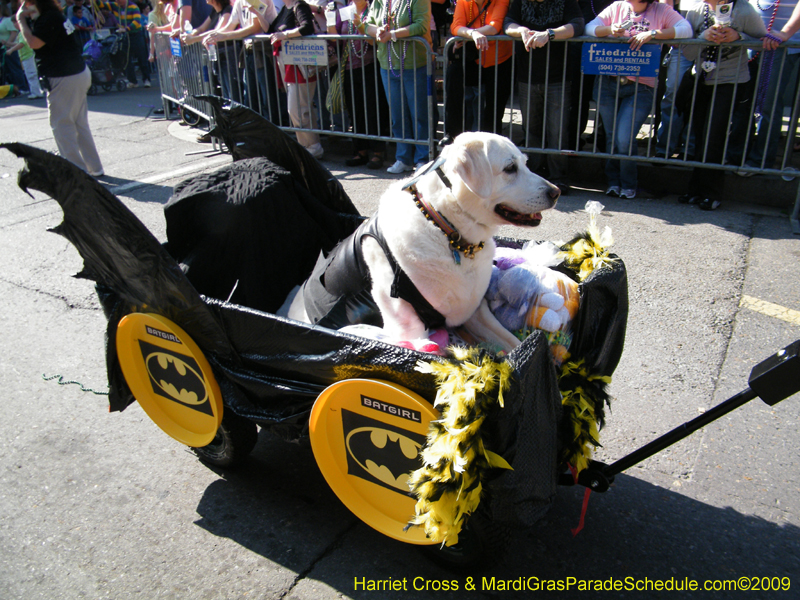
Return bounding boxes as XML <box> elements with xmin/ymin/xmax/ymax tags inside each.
<box><xmin>235</xmin><ymin>33</ymin><xmax>437</xmax><ymax>161</ymax></box>
<box><xmin>153</xmin><ymin>32</ymin><xmax>215</xmax><ymax>126</ymax></box>
<box><xmin>441</xmin><ymin>34</ymin><xmax>800</xmax><ymax>231</ymax></box>
<box><xmin>156</xmin><ymin>32</ymin><xmax>437</xmax><ymax>162</ymax></box>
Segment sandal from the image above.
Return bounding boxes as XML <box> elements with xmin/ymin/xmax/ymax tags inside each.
<box><xmin>346</xmin><ymin>152</ymin><xmax>369</xmax><ymax>167</ymax></box>
<box><xmin>367</xmin><ymin>154</ymin><xmax>384</xmax><ymax>170</ymax></box>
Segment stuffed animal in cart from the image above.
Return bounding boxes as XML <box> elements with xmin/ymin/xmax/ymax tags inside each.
<box><xmin>486</xmin><ymin>245</ymin><xmax>580</xmax><ymax>362</ymax></box>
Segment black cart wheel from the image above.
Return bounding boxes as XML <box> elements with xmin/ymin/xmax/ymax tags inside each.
<box><xmin>419</xmin><ymin>509</ymin><xmax>509</xmax><ymax>573</ymax></box>
<box><xmin>179</xmin><ymin>105</ymin><xmax>202</xmax><ymax>127</ymax></box>
<box><xmin>116</xmin><ymin>79</ymin><xmax>127</xmax><ymax>92</ymax></box>
<box><xmin>193</xmin><ymin>411</ymin><xmax>259</xmax><ymax>468</ymax></box>
<box><xmin>88</xmin><ymin>84</ymin><xmax>98</xmax><ymax>96</ymax></box>
<box><xmin>103</xmin><ymin>83</ymin><xmax>113</xmax><ymax>92</ymax></box>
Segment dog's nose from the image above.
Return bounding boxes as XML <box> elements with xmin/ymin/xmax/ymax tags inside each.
<box><xmin>548</xmin><ymin>184</ymin><xmax>561</xmax><ymax>204</ymax></box>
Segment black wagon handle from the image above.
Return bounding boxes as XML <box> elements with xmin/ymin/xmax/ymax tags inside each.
<box><xmin>567</xmin><ymin>340</ymin><xmax>800</xmax><ymax>493</ymax></box>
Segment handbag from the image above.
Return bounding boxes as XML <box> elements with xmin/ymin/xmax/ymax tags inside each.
<box><xmin>326</xmin><ymin>41</ymin><xmax>350</xmax><ymax>114</ymax></box>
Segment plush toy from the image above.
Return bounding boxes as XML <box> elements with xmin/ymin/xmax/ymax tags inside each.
<box><xmin>485</xmin><ymin>243</ymin><xmax>580</xmax><ymax>362</ymax></box>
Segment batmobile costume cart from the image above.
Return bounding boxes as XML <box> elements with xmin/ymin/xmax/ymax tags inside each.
<box><xmin>3</xmin><ymin>102</ymin><xmax>798</xmax><ymax>570</ymax></box>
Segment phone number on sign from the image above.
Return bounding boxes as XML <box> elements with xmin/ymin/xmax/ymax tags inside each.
<box><xmin>479</xmin><ymin>576</ymin><xmax>791</xmax><ymax>592</ymax></box>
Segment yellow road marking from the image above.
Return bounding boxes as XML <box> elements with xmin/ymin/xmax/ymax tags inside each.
<box><xmin>740</xmin><ymin>295</ymin><xmax>800</xmax><ymax>326</ymax></box>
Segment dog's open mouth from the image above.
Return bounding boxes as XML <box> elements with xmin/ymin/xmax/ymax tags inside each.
<box><xmin>495</xmin><ymin>204</ymin><xmax>543</xmax><ymax>226</ymax></box>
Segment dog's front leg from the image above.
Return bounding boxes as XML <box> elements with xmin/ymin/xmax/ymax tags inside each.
<box><xmin>362</xmin><ymin>238</ymin><xmax>429</xmax><ymax>341</ymax></box>
<box><xmin>464</xmin><ymin>298</ymin><xmax>521</xmax><ymax>353</ymax></box>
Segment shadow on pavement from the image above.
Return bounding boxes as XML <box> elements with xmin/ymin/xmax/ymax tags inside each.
<box><xmin>193</xmin><ymin>431</ymin><xmax>799</xmax><ymax>599</ymax></box>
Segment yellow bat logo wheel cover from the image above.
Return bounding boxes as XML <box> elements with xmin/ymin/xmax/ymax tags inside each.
<box><xmin>310</xmin><ymin>379</ymin><xmax>439</xmax><ymax>545</ymax></box>
<box><xmin>116</xmin><ymin>313</ymin><xmax>223</xmax><ymax>447</ymax></box>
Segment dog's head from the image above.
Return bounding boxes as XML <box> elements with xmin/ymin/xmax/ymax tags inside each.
<box><xmin>440</xmin><ymin>132</ymin><xmax>560</xmax><ymax>228</ymax></box>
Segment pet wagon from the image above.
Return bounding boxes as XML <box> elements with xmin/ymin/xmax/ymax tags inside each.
<box><xmin>2</xmin><ymin>102</ymin><xmax>797</xmax><ymax>570</ymax></box>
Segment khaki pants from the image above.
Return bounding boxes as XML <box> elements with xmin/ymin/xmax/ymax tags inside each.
<box><xmin>47</xmin><ymin>66</ymin><xmax>103</xmax><ymax>174</ymax></box>
<box><xmin>286</xmin><ymin>79</ymin><xmax>320</xmax><ymax>149</ymax></box>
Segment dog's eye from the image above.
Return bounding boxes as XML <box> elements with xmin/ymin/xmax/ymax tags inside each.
<box><xmin>503</xmin><ymin>162</ymin><xmax>518</xmax><ymax>175</ymax></box>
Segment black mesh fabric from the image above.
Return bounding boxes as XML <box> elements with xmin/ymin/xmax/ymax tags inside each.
<box><xmin>164</xmin><ymin>158</ymin><xmax>363</xmax><ymax>315</ymax></box>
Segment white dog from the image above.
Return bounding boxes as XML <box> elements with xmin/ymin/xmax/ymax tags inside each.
<box><xmin>289</xmin><ymin>132</ymin><xmax>559</xmax><ymax>352</ymax></box>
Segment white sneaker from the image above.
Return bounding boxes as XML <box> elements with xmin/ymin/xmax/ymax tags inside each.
<box><xmin>143</xmin><ymin>80</ymin><xmax>152</xmax><ymax>88</ymax></box>
<box><xmin>605</xmin><ymin>185</ymin><xmax>620</xmax><ymax>197</ymax></box>
<box><xmin>89</xmin><ymin>169</ymin><xmax>104</xmax><ymax>177</ymax></box>
<box><xmin>414</xmin><ymin>161</ymin><xmax>428</xmax><ymax>171</ymax></box>
<box><xmin>387</xmin><ymin>160</ymin><xmax>413</xmax><ymax>174</ymax></box>
<box><xmin>126</xmin><ymin>81</ymin><xmax>137</xmax><ymax>88</ymax></box>
<box><xmin>27</xmin><ymin>93</ymin><xmax>44</xmax><ymax>100</ymax></box>
<box><xmin>307</xmin><ymin>143</ymin><xmax>324</xmax><ymax>159</ymax></box>
<box><xmin>619</xmin><ymin>188</ymin><xmax>636</xmax><ymax>199</ymax></box>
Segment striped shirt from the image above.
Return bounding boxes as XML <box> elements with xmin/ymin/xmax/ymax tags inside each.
<box><xmin>98</xmin><ymin>0</ymin><xmax>145</xmax><ymax>31</ymax></box>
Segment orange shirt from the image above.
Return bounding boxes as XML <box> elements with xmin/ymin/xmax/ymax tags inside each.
<box><xmin>450</xmin><ymin>0</ymin><xmax>512</xmax><ymax>68</ymax></box>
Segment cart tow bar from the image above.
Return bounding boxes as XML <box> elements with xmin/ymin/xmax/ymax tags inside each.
<box><xmin>561</xmin><ymin>340</ymin><xmax>800</xmax><ymax>492</ymax></box>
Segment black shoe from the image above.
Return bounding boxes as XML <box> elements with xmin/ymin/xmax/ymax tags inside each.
<box><xmin>698</xmin><ymin>198</ymin><xmax>721</xmax><ymax>211</ymax></box>
<box><xmin>345</xmin><ymin>153</ymin><xmax>369</xmax><ymax>166</ymax></box>
<box><xmin>553</xmin><ymin>181</ymin><xmax>570</xmax><ymax>196</ymax></box>
<box><xmin>437</xmin><ymin>134</ymin><xmax>454</xmax><ymax>150</ymax></box>
<box><xmin>678</xmin><ymin>194</ymin><xmax>700</xmax><ymax>205</ymax></box>
<box><xmin>153</xmin><ymin>108</ymin><xmax>165</xmax><ymax>115</ymax></box>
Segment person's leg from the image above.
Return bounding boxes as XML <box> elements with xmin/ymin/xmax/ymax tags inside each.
<box><xmin>444</xmin><ymin>59</ymin><xmax>465</xmax><ymax>138</ymax></box>
<box><xmin>47</xmin><ymin>71</ymin><xmax>89</xmax><ymax>171</ymax></box>
<box><xmin>288</xmin><ymin>79</ymin><xmax>321</xmax><ymax>148</ymax></box>
<box><xmin>131</xmin><ymin>30</ymin><xmax>150</xmax><ymax>84</ymax></box>
<box><xmin>405</xmin><ymin>64</ymin><xmax>429</xmax><ymax>164</ymax></box>
<box><xmin>244</xmin><ymin>51</ymin><xmax>260</xmax><ymax>114</ymax></box>
<box><xmin>596</xmin><ymin>76</ymin><xmax>622</xmax><ymax>190</ymax></box>
<box><xmin>517</xmin><ymin>80</ymin><xmax>546</xmax><ymax>172</ymax></box>
<box><xmin>4</xmin><ymin>51</ymin><xmax>29</xmax><ymax>92</ymax></box>
<box><xmin>617</xmin><ymin>84</ymin><xmax>654</xmax><ymax>193</ymax></box>
<box><xmin>21</xmin><ymin>56</ymin><xmax>43</xmax><ymax>97</ymax></box>
<box><xmin>72</xmin><ymin>67</ymin><xmax>104</xmax><ymax>174</ymax></box>
<box><xmin>544</xmin><ymin>79</ymin><xmax>571</xmax><ymax>181</ymax></box>
<box><xmin>747</xmin><ymin>52</ymin><xmax>800</xmax><ymax>168</ymax></box>
<box><xmin>381</xmin><ymin>67</ymin><xmax>413</xmax><ymax>166</ymax></box>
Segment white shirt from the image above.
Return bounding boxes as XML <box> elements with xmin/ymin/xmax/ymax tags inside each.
<box><xmin>230</xmin><ymin>0</ymin><xmax>278</xmax><ymax>30</ymax></box>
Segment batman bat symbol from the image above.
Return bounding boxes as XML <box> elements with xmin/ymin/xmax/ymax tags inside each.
<box><xmin>346</xmin><ymin>427</ymin><xmax>422</xmax><ymax>492</ymax></box>
<box><xmin>138</xmin><ymin>340</ymin><xmax>212</xmax><ymax>415</ymax></box>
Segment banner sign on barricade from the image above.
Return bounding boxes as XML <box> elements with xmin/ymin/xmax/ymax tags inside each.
<box><xmin>581</xmin><ymin>42</ymin><xmax>659</xmax><ymax>77</ymax></box>
<box><xmin>281</xmin><ymin>40</ymin><xmax>329</xmax><ymax>66</ymax></box>
<box><xmin>170</xmin><ymin>37</ymin><xmax>182</xmax><ymax>58</ymax></box>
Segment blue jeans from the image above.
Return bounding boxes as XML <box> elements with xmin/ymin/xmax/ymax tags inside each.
<box><xmin>380</xmin><ymin>65</ymin><xmax>429</xmax><ymax>165</ymax></box>
<box><xmin>656</xmin><ymin>47</ymin><xmax>694</xmax><ymax>157</ymax></box>
<box><xmin>2</xmin><ymin>50</ymin><xmax>29</xmax><ymax>92</ymax></box>
<box><xmin>596</xmin><ymin>76</ymin><xmax>655</xmax><ymax>190</ymax></box>
<box><xmin>746</xmin><ymin>51</ymin><xmax>800</xmax><ymax>169</ymax></box>
<box><xmin>244</xmin><ymin>47</ymin><xmax>288</xmax><ymax>126</ymax></box>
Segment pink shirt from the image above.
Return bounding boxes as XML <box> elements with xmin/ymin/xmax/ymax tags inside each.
<box><xmin>586</xmin><ymin>1</ymin><xmax>688</xmax><ymax>88</ymax></box>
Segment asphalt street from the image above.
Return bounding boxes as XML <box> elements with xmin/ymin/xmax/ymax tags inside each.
<box><xmin>1</xmin><ymin>86</ymin><xmax>798</xmax><ymax>600</ymax></box>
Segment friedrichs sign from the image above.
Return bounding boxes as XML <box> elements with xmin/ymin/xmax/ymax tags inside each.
<box><xmin>581</xmin><ymin>42</ymin><xmax>660</xmax><ymax>77</ymax></box>
<box><xmin>281</xmin><ymin>39</ymin><xmax>329</xmax><ymax>66</ymax></box>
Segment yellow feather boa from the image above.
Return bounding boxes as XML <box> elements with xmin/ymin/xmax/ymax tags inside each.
<box><xmin>407</xmin><ymin>348</ymin><xmax>513</xmax><ymax>546</ymax></box>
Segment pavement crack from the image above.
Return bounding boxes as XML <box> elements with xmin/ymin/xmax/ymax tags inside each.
<box><xmin>278</xmin><ymin>520</ymin><xmax>359</xmax><ymax>599</ymax></box>
<box><xmin>0</xmin><ymin>277</ymin><xmax>100</xmax><ymax>311</ymax></box>
<box><xmin>684</xmin><ymin>218</ymin><xmax>756</xmax><ymax>483</ymax></box>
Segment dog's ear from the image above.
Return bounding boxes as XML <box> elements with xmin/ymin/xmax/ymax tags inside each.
<box><xmin>450</xmin><ymin>139</ymin><xmax>493</xmax><ymax>198</ymax></box>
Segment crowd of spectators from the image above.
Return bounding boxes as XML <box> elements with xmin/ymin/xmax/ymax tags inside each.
<box><xmin>3</xmin><ymin>0</ymin><xmax>800</xmax><ymax>208</ymax></box>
